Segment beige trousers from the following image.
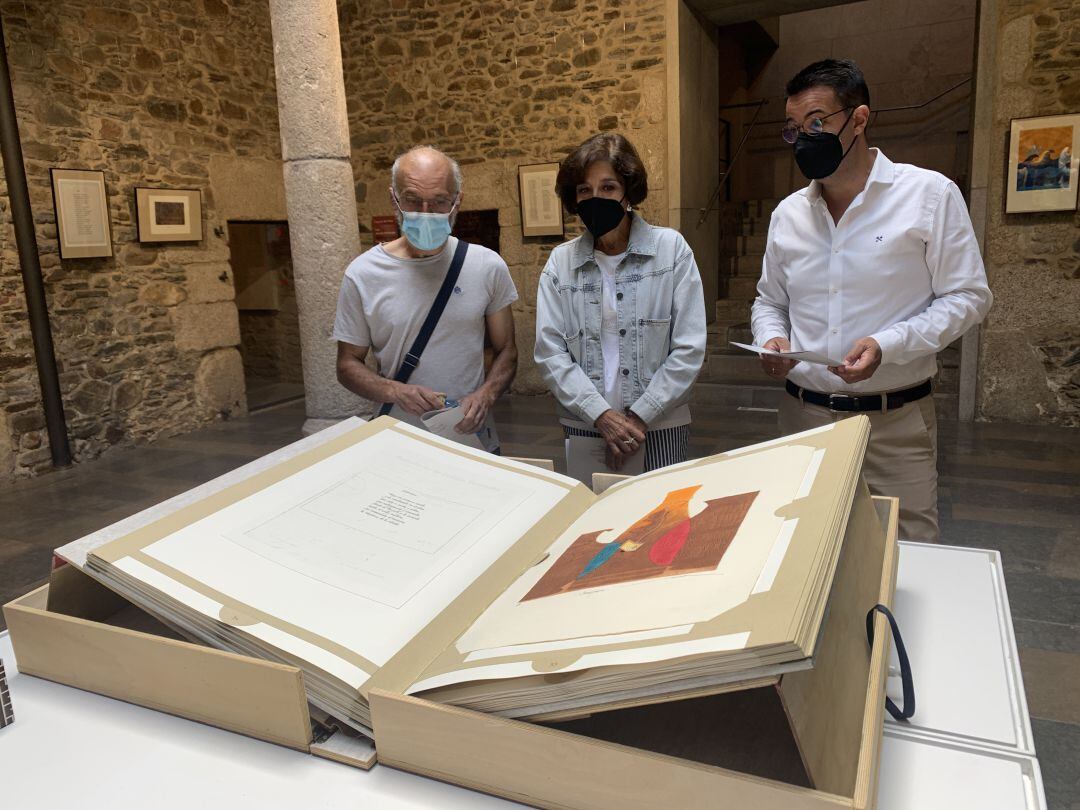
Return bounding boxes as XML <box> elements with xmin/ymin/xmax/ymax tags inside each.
<box><xmin>778</xmin><ymin>391</ymin><xmax>939</xmax><ymax>543</ymax></box>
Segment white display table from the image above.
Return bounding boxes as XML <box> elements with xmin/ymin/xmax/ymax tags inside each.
<box><xmin>0</xmin><ymin>542</ymin><xmax>1046</xmax><ymax>809</ymax></box>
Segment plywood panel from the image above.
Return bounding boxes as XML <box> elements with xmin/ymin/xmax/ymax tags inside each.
<box><xmin>779</xmin><ymin>483</ymin><xmax>890</xmax><ymax>799</ymax></box>
<box><xmin>370</xmin><ymin>689</ymin><xmax>852</xmax><ymax>810</ymax></box>
<box><xmin>5</xmin><ymin>581</ymin><xmax>312</xmax><ymax>751</ymax></box>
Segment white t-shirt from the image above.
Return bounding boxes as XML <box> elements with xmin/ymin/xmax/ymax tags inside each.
<box><xmin>332</xmin><ymin>237</ymin><xmax>518</xmax><ymax>445</ymax></box>
<box><xmin>595</xmin><ymin>249</ymin><xmax>627</xmax><ymax>411</ymax></box>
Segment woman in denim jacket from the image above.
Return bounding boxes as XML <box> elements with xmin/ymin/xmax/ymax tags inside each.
<box><xmin>535</xmin><ymin>133</ymin><xmax>707</xmax><ymax>472</ymax></box>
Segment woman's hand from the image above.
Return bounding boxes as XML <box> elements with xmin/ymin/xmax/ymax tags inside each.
<box><xmin>595</xmin><ymin>409</ymin><xmax>646</xmax><ymax>470</ymax></box>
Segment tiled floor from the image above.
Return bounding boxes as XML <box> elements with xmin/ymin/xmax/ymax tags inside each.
<box><xmin>1</xmin><ymin>395</ymin><xmax>1078</xmax><ymax>808</ymax></box>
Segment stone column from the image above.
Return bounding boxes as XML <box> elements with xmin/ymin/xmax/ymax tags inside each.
<box><xmin>268</xmin><ymin>0</ymin><xmax>362</xmax><ymax>433</ymax></box>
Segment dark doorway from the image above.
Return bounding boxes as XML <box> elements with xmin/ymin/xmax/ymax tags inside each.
<box><xmin>227</xmin><ymin>221</ymin><xmax>305</xmax><ymax>411</ymax></box>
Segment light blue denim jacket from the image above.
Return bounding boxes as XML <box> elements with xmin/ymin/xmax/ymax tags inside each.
<box><xmin>534</xmin><ymin>215</ymin><xmax>707</xmax><ymax>428</ymax></box>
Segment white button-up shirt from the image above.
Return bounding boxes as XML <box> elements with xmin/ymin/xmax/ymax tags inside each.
<box><xmin>751</xmin><ymin>149</ymin><xmax>993</xmax><ymax>394</ymax></box>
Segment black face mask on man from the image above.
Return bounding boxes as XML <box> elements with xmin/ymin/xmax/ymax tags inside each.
<box><xmin>577</xmin><ymin>196</ymin><xmax>628</xmax><ymax>241</ymax></box>
<box><xmin>793</xmin><ymin>109</ymin><xmax>858</xmax><ymax>180</ymax></box>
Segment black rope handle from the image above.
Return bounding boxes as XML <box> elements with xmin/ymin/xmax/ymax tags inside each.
<box><xmin>866</xmin><ymin>603</ymin><xmax>915</xmax><ymax>722</ymax></box>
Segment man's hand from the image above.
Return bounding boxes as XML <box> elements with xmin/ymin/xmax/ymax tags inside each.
<box><xmin>760</xmin><ymin>336</ymin><xmax>798</xmax><ymax>379</ymax></box>
<box><xmin>391</xmin><ymin>383</ymin><xmax>445</xmax><ymax>416</ymax></box>
<box><xmin>456</xmin><ymin>388</ymin><xmax>496</xmax><ymax>434</ymax></box>
<box><xmin>595</xmin><ymin>409</ymin><xmax>646</xmax><ymax>470</ymax></box>
<box><xmin>829</xmin><ymin>337</ymin><xmax>882</xmax><ymax>384</ymax></box>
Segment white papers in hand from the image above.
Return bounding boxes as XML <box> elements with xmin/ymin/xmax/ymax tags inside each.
<box><xmin>565</xmin><ymin>433</ymin><xmax>645</xmax><ymax>485</ymax></box>
<box><xmin>729</xmin><ymin>341</ymin><xmax>844</xmax><ymax>367</ymax></box>
<box><xmin>421</xmin><ymin>405</ymin><xmax>486</xmax><ymax>451</ymax></box>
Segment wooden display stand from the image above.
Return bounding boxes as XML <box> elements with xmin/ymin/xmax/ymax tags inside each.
<box><xmin>369</xmin><ymin>491</ymin><xmax>900</xmax><ymax>810</ymax></box>
<box><xmin>3</xmin><ymin>562</ymin><xmax>377</xmax><ymax>769</ymax></box>
<box><xmin>2</xmin><ymin>451</ymin><xmax>898</xmax><ymax>810</ymax></box>
<box><xmin>1</xmin><ymin>456</ymin><xmax>565</xmax><ymax>770</ymax></box>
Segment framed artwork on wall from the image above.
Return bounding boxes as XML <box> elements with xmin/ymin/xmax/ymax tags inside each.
<box><xmin>518</xmin><ymin>162</ymin><xmax>564</xmax><ymax>237</ymax></box>
<box><xmin>1005</xmin><ymin>113</ymin><xmax>1079</xmax><ymax>214</ymax></box>
<box><xmin>135</xmin><ymin>187</ymin><xmax>203</xmax><ymax>242</ymax></box>
<box><xmin>49</xmin><ymin>168</ymin><xmax>113</xmax><ymax>259</ymax></box>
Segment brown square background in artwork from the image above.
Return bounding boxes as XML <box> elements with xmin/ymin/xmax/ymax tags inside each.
<box><xmin>154</xmin><ymin>201</ymin><xmax>186</xmax><ymax>226</ymax></box>
<box><xmin>522</xmin><ymin>487</ymin><xmax>759</xmax><ymax>601</ymax></box>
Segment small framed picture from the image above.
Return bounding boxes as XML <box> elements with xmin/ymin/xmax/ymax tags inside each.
<box><xmin>135</xmin><ymin>187</ymin><xmax>203</xmax><ymax>242</ymax></box>
<box><xmin>1005</xmin><ymin>113</ymin><xmax>1079</xmax><ymax>214</ymax></box>
<box><xmin>50</xmin><ymin>168</ymin><xmax>113</xmax><ymax>259</ymax></box>
<box><xmin>518</xmin><ymin>162</ymin><xmax>564</xmax><ymax>237</ymax></box>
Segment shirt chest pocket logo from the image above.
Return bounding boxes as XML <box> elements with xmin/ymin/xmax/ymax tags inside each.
<box><xmin>638</xmin><ymin>318</ymin><xmax>670</xmax><ymax>382</ymax></box>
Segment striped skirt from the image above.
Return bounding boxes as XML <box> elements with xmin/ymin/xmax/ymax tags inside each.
<box><xmin>563</xmin><ymin>424</ymin><xmax>690</xmax><ymax>473</ymax></box>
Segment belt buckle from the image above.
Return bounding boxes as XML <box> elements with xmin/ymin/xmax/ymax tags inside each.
<box><xmin>827</xmin><ymin>393</ymin><xmax>850</xmax><ymax>412</ymax></box>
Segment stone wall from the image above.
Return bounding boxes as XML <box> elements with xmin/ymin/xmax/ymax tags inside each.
<box><xmin>337</xmin><ymin>0</ymin><xmax>671</xmax><ymax>394</ymax></box>
<box><xmin>0</xmin><ymin>0</ymin><xmax>283</xmax><ymax>477</ymax></box>
<box><xmin>727</xmin><ymin>0</ymin><xmax>978</xmax><ymax>201</ymax></box>
<box><xmin>971</xmin><ymin>0</ymin><xmax>1080</xmax><ymax>425</ymax></box>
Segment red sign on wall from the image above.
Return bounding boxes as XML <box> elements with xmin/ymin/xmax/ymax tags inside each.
<box><xmin>372</xmin><ymin>216</ymin><xmax>400</xmax><ymax>243</ymax></box>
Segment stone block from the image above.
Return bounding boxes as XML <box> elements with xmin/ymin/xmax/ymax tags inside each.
<box><xmin>268</xmin><ymin>0</ymin><xmax>352</xmax><ymax>160</ymax></box>
<box><xmin>112</xmin><ymin>379</ymin><xmax>144</xmax><ymax>411</ymax></box>
<box><xmin>978</xmin><ymin>329</ymin><xmax>1056</xmax><ymax>423</ymax></box>
<box><xmin>185</xmin><ymin>263</ymin><xmax>236</xmax><ymax>304</ymax></box>
<box><xmin>0</xmin><ymin>410</ymin><xmax>13</xmax><ymax>479</ymax></box>
<box><xmin>195</xmin><ymin>347</ymin><xmax>247</xmax><ymax>418</ymax></box>
<box><xmin>171</xmin><ymin>301</ymin><xmax>242</xmax><ymax>352</ymax></box>
<box><xmin>69</xmin><ymin>379</ymin><xmax>111</xmax><ymax>415</ymax></box>
<box><xmin>1000</xmin><ymin>15</ymin><xmax>1034</xmax><ymax>84</ymax></box>
<box><xmin>140</xmin><ymin>281</ymin><xmax>187</xmax><ymax>307</ymax></box>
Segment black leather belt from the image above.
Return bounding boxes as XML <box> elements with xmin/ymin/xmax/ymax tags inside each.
<box><xmin>785</xmin><ymin>379</ymin><xmax>932</xmax><ymax>412</ymax></box>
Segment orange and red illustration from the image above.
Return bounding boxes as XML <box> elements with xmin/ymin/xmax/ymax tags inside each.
<box><xmin>522</xmin><ymin>485</ymin><xmax>759</xmax><ymax>601</ymax></box>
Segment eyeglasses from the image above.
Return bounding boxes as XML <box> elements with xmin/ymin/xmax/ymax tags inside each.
<box><xmin>781</xmin><ymin>107</ymin><xmax>853</xmax><ymax>144</ymax></box>
<box><xmin>394</xmin><ymin>190</ymin><xmax>458</xmax><ymax>214</ymax></box>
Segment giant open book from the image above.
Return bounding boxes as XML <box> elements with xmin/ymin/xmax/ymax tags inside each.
<box><xmin>77</xmin><ymin>415</ymin><xmax>875</xmax><ymax>737</ymax></box>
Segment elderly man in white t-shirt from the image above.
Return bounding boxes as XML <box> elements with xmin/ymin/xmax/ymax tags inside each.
<box><xmin>751</xmin><ymin>59</ymin><xmax>993</xmax><ymax>542</ymax></box>
<box><xmin>333</xmin><ymin>146</ymin><xmax>518</xmax><ymax>452</ymax></box>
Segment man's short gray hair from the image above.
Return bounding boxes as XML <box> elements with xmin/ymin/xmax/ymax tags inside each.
<box><xmin>391</xmin><ymin>145</ymin><xmax>463</xmax><ymax>197</ymax></box>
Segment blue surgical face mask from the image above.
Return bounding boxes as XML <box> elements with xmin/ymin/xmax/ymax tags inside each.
<box><xmin>398</xmin><ymin>211</ymin><xmax>453</xmax><ymax>251</ymax></box>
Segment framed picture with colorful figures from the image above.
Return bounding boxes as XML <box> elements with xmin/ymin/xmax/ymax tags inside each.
<box><xmin>1005</xmin><ymin>113</ymin><xmax>1079</xmax><ymax>213</ymax></box>
<box><xmin>135</xmin><ymin>187</ymin><xmax>203</xmax><ymax>242</ymax></box>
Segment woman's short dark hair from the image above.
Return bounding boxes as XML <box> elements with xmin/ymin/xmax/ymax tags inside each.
<box><xmin>556</xmin><ymin>133</ymin><xmax>649</xmax><ymax>215</ymax></box>
<box><xmin>785</xmin><ymin>58</ymin><xmax>870</xmax><ymax>110</ymax></box>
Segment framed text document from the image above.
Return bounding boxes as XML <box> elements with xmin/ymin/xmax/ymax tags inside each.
<box><xmin>50</xmin><ymin>168</ymin><xmax>113</xmax><ymax>259</ymax></box>
<box><xmin>518</xmin><ymin>162</ymin><xmax>564</xmax><ymax>237</ymax></box>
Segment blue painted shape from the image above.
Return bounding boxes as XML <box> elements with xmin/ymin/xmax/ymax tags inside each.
<box><xmin>578</xmin><ymin>542</ymin><xmax>619</xmax><ymax>578</ymax></box>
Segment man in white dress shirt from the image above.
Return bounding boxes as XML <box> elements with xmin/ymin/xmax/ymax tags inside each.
<box><xmin>751</xmin><ymin>59</ymin><xmax>993</xmax><ymax>542</ymax></box>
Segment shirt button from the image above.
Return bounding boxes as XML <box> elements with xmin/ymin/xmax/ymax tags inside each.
<box><xmin>831</xmin><ymin>288</ymin><xmax>838</xmax><ymax>294</ymax></box>
<box><xmin>622</xmin><ymin>368</ymin><xmax>629</xmax><ymax>376</ymax></box>
<box><xmin>831</xmin><ymin>328</ymin><xmax>839</xmax><ymax>334</ymax></box>
<box><xmin>833</xmin><ymin>247</ymin><xmax>840</xmax><ymax>254</ymax></box>
<box><xmin>616</xmin><ymin>292</ymin><xmax>623</xmax><ymax>301</ymax></box>
<box><xmin>619</xmin><ymin>329</ymin><xmax>626</xmax><ymax>336</ymax></box>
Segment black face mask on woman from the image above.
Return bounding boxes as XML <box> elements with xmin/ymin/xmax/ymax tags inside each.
<box><xmin>793</xmin><ymin>109</ymin><xmax>858</xmax><ymax>180</ymax></box>
<box><xmin>577</xmin><ymin>196</ymin><xmax>628</xmax><ymax>241</ymax></box>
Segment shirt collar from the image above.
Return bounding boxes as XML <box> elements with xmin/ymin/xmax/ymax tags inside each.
<box><xmin>807</xmin><ymin>147</ymin><xmax>895</xmax><ymax>206</ymax></box>
<box><xmin>571</xmin><ymin>212</ymin><xmax>658</xmax><ymax>270</ymax></box>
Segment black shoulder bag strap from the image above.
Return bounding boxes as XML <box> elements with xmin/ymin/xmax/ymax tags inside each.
<box><xmin>866</xmin><ymin>603</ymin><xmax>916</xmax><ymax>722</ymax></box>
<box><xmin>378</xmin><ymin>239</ymin><xmax>469</xmax><ymax>417</ymax></box>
